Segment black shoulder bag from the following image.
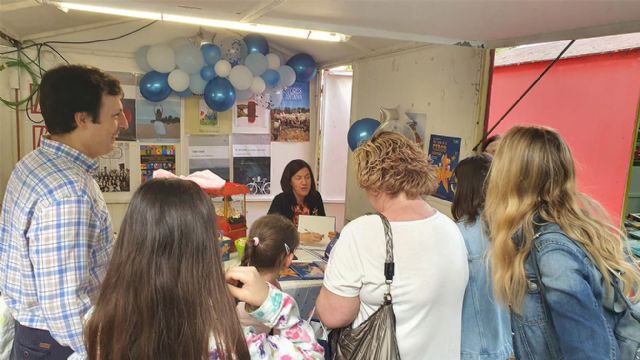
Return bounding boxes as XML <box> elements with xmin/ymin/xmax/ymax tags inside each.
<box><xmin>328</xmin><ymin>213</ymin><xmax>401</xmax><ymax>360</ymax></box>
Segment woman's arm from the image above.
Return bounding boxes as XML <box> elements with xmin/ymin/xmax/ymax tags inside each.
<box><xmin>316</xmin><ymin>286</ymin><xmax>360</xmax><ymax>328</ymax></box>
<box><xmin>538</xmin><ymin>245</ymin><xmax>618</xmax><ymax>359</ymax></box>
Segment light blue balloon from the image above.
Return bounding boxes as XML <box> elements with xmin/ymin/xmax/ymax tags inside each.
<box><xmin>203</xmin><ymin>77</ymin><xmax>236</xmax><ymax>112</ymax></box>
<box><xmin>176</xmin><ymin>44</ymin><xmax>205</xmax><ymax>74</ymax></box>
<box><xmin>135</xmin><ymin>46</ymin><xmax>152</xmax><ymax>72</ymax></box>
<box><xmin>189</xmin><ymin>73</ymin><xmax>207</xmax><ymax>95</ymax></box>
<box><xmin>200</xmin><ymin>65</ymin><xmax>216</xmax><ymax>81</ymax></box>
<box><xmin>277</xmin><ymin>65</ymin><xmax>296</xmax><ymax>88</ymax></box>
<box><xmin>139</xmin><ymin>71</ymin><xmax>171</xmax><ymax>102</ymax></box>
<box><xmin>174</xmin><ymin>89</ymin><xmax>192</xmax><ymax>97</ymax></box>
<box><xmin>243</xmin><ymin>33</ymin><xmax>269</xmax><ymax>55</ymax></box>
<box><xmin>244</xmin><ymin>53</ymin><xmax>268</xmax><ymax>76</ymax></box>
<box><xmin>286</xmin><ymin>53</ymin><xmax>317</xmax><ymax>82</ymax></box>
<box><xmin>200</xmin><ymin>43</ymin><xmax>221</xmax><ymax>66</ymax></box>
<box><xmin>236</xmin><ymin>89</ymin><xmax>253</xmax><ymax>101</ymax></box>
<box><xmin>261</xmin><ymin>69</ymin><xmax>280</xmax><ymax>88</ymax></box>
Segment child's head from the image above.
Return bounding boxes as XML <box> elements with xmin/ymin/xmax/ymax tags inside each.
<box><xmin>451</xmin><ymin>153</ymin><xmax>491</xmax><ymax>223</ymax></box>
<box><xmin>85</xmin><ymin>179</ymin><xmax>248</xmax><ymax>360</ymax></box>
<box><xmin>241</xmin><ymin>214</ymin><xmax>300</xmax><ymax>271</ymax></box>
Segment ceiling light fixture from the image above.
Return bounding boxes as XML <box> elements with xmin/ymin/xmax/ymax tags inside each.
<box><xmin>54</xmin><ymin>2</ymin><xmax>349</xmax><ymax>42</ymax></box>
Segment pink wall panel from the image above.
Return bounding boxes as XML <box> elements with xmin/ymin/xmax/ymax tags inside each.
<box><xmin>488</xmin><ymin>50</ymin><xmax>640</xmax><ymax>222</ymax></box>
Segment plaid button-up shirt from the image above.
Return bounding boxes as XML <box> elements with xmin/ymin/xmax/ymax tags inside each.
<box><xmin>0</xmin><ymin>137</ymin><xmax>113</xmax><ymax>359</ymax></box>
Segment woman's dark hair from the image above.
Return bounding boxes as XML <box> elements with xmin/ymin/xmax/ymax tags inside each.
<box><xmin>85</xmin><ymin>179</ymin><xmax>249</xmax><ymax>360</ymax></box>
<box><xmin>280</xmin><ymin>159</ymin><xmax>317</xmax><ymax>195</ymax></box>
<box><xmin>451</xmin><ymin>154</ymin><xmax>492</xmax><ymax>223</ymax></box>
<box><xmin>241</xmin><ymin>214</ymin><xmax>299</xmax><ymax>270</ymax></box>
<box><xmin>39</xmin><ymin>64</ymin><xmax>123</xmax><ymax>135</ymax></box>
<box><xmin>482</xmin><ymin>134</ymin><xmax>501</xmax><ymax>151</ymax></box>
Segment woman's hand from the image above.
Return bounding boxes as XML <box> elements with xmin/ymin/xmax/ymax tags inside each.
<box><xmin>328</xmin><ymin>231</ymin><xmax>337</xmax><ymax>240</ymax></box>
<box><xmin>225</xmin><ymin>266</ymin><xmax>269</xmax><ymax>308</ymax></box>
<box><xmin>299</xmin><ymin>231</ymin><xmax>323</xmax><ymax>244</ymax></box>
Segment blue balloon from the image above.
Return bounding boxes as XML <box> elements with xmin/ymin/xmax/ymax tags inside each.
<box><xmin>200</xmin><ymin>65</ymin><xmax>216</xmax><ymax>81</ymax></box>
<box><xmin>286</xmin><ymin>53</ymin><xmax>317</xmax><ymax>82</ymax></box>
<box><xmin>347</xmin><ymin>118</ymin><xmax>381</xmax><ymax>151</ymax></box>
<box><xmin>203</xmin><ymin>77</ymin><xmax>236</xmax><ymax>112</ymax></box>
<box><xmin>201</xmin><ymin>43</ymin><xmax>221</xmax><ymax>66</ymax></box>
<box><xmin>243</xmin><ymin>33</ymin><xmax>269</xmax><ymax>55</ymax></box>
<box><xmin>139</xmin><ymin>71</ymin><xmax>171</xmax><ymax>102</ymax></box>
<box><xmin>260</xmin><ymin>69</ymin><xmax>280</xmax><ymax>88</ymax></box>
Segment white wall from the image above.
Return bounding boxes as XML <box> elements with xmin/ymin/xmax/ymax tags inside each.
<box><xmin>0</xmin><ymin>47</ymin><xmax>19</xmax><ymax>203</ymax></box>
<box><xmin>345</xmin><ymin>45</ymin><xmax>491</xmax><ymax>221</ymax></box>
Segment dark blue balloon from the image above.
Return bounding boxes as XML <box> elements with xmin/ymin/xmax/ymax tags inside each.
<box><xmin>286</xmin><ymin>53</ymin><xmax>317</xmax><ymax>82</ymax></box>
<box><xmin>201</xmin><ymin>43</ymin><xmax>221</xmax><ymax>66</ymax></box>
<box><xmin>139</xmin><ymin>71</ymin><xmax>171</xmax><ymax>102</ymax></box>
<box><xmin>260</xmin><ymin>69</ymin><xmax>280</xmax><ymax>87</ymax></box>
<box><xmin>200</xmin><ymin>65</ymin><xmax>216</xmax><ymax>81</ymax></box>
<box><xmin>243</xmin><ymin>33</ymin><xmax>269</xmax><ymax>55</ymax></box>
<box><xmin>203</xmin><ymin>77</ymin><xmax>236</xmax><ymax>112</ymax></box>
<box><xmin>347</xmin><ymin>118</ymin><xmax>380</xmax><ymax>151</ymax></box>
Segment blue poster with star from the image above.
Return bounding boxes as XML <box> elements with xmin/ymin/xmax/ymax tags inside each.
<box><xmin>427</xmin><ymin>134</ymin><xmax>461</xmax><ymax>202</ymax></box>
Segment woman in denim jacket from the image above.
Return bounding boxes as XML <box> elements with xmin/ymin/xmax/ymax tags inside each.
<box><xmin>452</xmin><ymin>154</ymin><xmax>513</xmax><ymax>360</ymax></box>
<box><xmin>483</xmin><ymin>126</ymin><xmax>640</xmax><ymax>360</ymax></box>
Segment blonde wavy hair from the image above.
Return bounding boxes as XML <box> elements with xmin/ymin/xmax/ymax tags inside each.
<box><xmin>484</xmin><ymin>125</ymin><xmax>640</xmax><ymax>313</ymax></box>
<box><xmin>354</xmin><ymin>131</ymin><xmax>437</xmax><ymax>198</ymax></box>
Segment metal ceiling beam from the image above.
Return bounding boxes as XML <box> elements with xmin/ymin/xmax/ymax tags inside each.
<box><xmin>239</xmin><ymin>0</ymin><xmax>287</xmax><ymax>23</ymax></box>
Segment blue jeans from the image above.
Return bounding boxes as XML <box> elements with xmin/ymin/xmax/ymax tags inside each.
<box><xmin>12</xmin><ymin>321</ymin><xmax>73</xmax><ymax>360</ymax></box>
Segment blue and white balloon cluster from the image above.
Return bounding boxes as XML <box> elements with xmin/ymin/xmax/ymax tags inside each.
<box><xmin>135</xmin><ymin>34</ymin><xmax>318</xmax><ymax>112</ymax></box>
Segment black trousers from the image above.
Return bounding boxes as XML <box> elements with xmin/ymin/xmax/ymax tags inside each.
<box><xmin>11</xmin><ymin>321</ymin><xmax>74</xmax><ymax>360</ymax></box>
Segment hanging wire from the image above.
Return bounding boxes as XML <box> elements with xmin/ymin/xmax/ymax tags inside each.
<box><xmin>473</xmin><ymin>39</ymin><xmax>576</xmax><ymax>151</ymax></box>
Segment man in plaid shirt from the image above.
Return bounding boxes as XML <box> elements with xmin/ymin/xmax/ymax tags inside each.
<box><xmin>0</xmin><ymin>65</ymin><xmax>128</xmax><ymax>359</ymax></box>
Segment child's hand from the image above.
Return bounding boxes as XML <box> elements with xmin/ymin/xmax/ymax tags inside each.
<box><xmin>300</xmin><ymin>232</ymin><xmax>323</xmax><ymax>244</ymax></box>
<box><xmin>225</xmin><ymin>266</ymin><xmax>269</xmax><ymax>307</ymax></box>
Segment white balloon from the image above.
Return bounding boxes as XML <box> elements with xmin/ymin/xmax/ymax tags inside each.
<box><xmin>189</xmin><ymin>73</ymin><xmax>207</xmax><ymax>95</ymax></box>
<box><xmin>175</xmin><ymin>44</ymin><xmax>205</xmax><ymax>74</ymax></box>
<box><xmin>169</xmin><ymin>37</ymin><xmax>191</xmax><ymax>50</ymax></box>
<box><xmin>214</xmin><ymin>60</ymin><xmax>232</xmax><ymax>78</ymax></box>
<box><xmin>244</xmin><ymin>53</ymin><xmax>268</xmax><ymax>76</ymax></box>
<box><xmin>277</xmin><ymin>65</ymin><xmax>296</xmax><ymax>88</ymax></box>
<box><xmin>168</xmin><ymin>69</ymin><xmax>190</xmax><ymax>92</ymax></box>
<box><xmin>135</xmin><ymin>46</ymin><xmax>152</xmax><ymax>72</ymax></box>
<box><xmin>266</xmin><ymin>53</ymin><xmax>281</xmax><ymax>70</ymax></box>
<box><xmin>250</xmin><ymin>76</ymin><xmax>266</xmax><ymax>94</ymax></box>
<box><xmin>236</xmin><ymin>89</ymin><xmax>253</xmax><ymax>101</ymax></box>
<box><xmin>228</xmin><ymin>65</ymin><xmax>253</xmax><ymax>91</ymax></box>
<box><xmin>147</xmin><ymin>44</ymin><xmax>176</xmax><ymax>73</ymax></box>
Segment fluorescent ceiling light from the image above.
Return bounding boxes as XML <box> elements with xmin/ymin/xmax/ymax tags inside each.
<box><xmin>54</xmin><ymin>2</ymin><xmax>349</xmax><ymax>42</ymax></box>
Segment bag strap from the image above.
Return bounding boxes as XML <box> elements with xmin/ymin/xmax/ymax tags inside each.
<box><xmin>376</xmin><ymin>213</ymin><xmax>395</xmax><ymax>303</ymax></box>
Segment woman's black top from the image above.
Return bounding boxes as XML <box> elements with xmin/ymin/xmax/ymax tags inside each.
<box><xmin>267</xmin><ymin>191</ymin><xmax>326</xmax><ymax>223</ymax></box>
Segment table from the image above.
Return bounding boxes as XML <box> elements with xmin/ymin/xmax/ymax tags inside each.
<box><xmin>224</xmin><ymin>251</ymin><xmax>323</xmax><ymax>318</ymax></box>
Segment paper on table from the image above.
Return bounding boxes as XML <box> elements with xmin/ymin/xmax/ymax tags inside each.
<box><xmin>297</xmin><ymin>215</ymin><xmax>336</xmax><ymax>247</ymax></box>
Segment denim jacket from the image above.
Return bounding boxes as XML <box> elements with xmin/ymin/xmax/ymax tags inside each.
<box><xmin>458</xmin><ymin>218</ymin><xmax>513</xmax><ymax>360</ymax></box>
<box><xmin>512</xmin><ymin>222</ymin><xmax>621</xmax><ymax>360</ymax></box>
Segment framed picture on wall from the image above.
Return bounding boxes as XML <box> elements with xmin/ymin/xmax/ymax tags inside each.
<box><xmin>233</xmin><ymin>100</ymin><xmax>270</xmax><ymax>134</ymax></box>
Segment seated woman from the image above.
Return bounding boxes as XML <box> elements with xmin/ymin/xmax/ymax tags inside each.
<box><xmin>316</xmin><ymin>132</ymin><xmax>469</xmax><ymax>360</ymax></box>
<box><xmin>268</xmin><ymin>159</ymin><xmax>329</xmax><ymax>245</ymax></box>
<box><xmin>84</xmin><ymin>179</ymin><xmax>323</xmax><ymax>360</ymax></box>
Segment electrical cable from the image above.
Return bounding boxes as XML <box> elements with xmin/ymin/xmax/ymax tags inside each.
<box><xmin>472</xmin><ymin>39</ymin><xmax>576</xmax><ymax>151</ymax></box>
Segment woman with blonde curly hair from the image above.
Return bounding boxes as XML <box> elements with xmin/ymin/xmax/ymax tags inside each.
<box><xmin>484</xmin><ymin>125</ymin><xmax>640</xmax><ymax>360</ymax></box>
<box><xmin>316</xmin><ymin>131</ymin><xmax>469</xmax><ymax>359</ymax></box>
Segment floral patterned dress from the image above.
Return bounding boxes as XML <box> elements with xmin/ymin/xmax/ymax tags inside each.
<box><xmin>209</xmin><ymin>284</ymin><xmax>324</xmax><ymax>359</ymax></box>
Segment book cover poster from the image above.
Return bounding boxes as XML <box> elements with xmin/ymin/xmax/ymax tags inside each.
<box><xmin>188</xmin><ymin>135</ymin><xmax>231</xmax><ymax>181</ymax></box>
<box><xmin>140</xmin><ymin>145</ymin><xmax>176</xmax><ymax>183</ymax></box>
<box><xmin>233</xmin><ymin>99</ymin><xmax>270</xmax><ymax>134</ymax></box>
<box><xmin>117</xmin><ymin>98</ymin><xmax>137</xmax><ymax>141</ymax></box>
<box><xmin>95</xmin><ymin>142</ymin><xmax>131</xmax><ymax>193</ymax></box>
<box><xmin>427</xmin><ymin>134</ymin><xmax>461</xmax><ymax>202</ymax></box>
<box><xmin>232</xmin><ymin>134</ymin><xmax>271</xmax><ymax>196</ymax></box>
<box><xmin>185</xmin><ymin>99</ymin><xmax>232</xmax><ymax>134</ymax></box>
<box><xmin>270</xmin><ymin>81</ymin><xmax>310</xmax><ymax>142</ymax></box>
<box><xmin>405</xmin><ymin>112</ymin><xmax>426</xmax><ymax>149</ymax></box>
<box><xmin>136</xmin><ymin>99</ymin><xmax>181</xmax><ymax>142</ymax></box>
